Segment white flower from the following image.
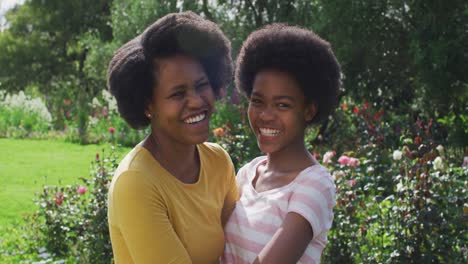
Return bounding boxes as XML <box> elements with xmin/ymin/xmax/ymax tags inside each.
<box><xmin>436</xmin><ymin>145</ymin><xmax>444</xmax><ymax>153</ymax></box>
<box><xmin>1</xmin><ymin>90</ymin><xmax>52</xmax><ymax>123</ymax></box>
<box><xmin>92</xmin><ymin>97</ymin><xmax>101</xmax><ymax>107</ymax></box>
<box><xmin>393</xmin><ymin>150</ymin><xmax>403</xmax><ymax>160</ymax></box>
<box><xmin>322</xmin><ymin>151</ymin><xmax>336</xmax><ymax>165</ymax></box>
<box><xmin>433</xmin><ymin>156</ymin><xmax>444</xmax><ymax>171</ymax></box>
<box><xmin>102</xmin><ymin>89</ymin><xmax>118</xmax><ymax>113</ymax></box>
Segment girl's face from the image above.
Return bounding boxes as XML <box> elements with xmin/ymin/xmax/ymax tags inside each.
<box><xmin>147</xmin><ymin>55</ymin><xmax>215</xmax><ymax>146</ymax></box>
<box><xmin>248</xmin><ymin>69</ymin><xmax>316</xmax><ymax>154</ymax></box>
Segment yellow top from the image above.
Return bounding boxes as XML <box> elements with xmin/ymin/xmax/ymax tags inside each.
<box><xmin>108</xmin><ymin>142</ymin><xmax>239</xmax><ymax>264</ymax></box>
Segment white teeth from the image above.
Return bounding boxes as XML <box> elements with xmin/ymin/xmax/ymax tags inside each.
<box><xmin>259</xmin><ymin>128</ymin><xmax>280</xmax><ymax>136</ymax></box>
<box><xmin>184</xmin><ymin>113</ymin><xmax>206</xmax><ymax>124</ymax></box>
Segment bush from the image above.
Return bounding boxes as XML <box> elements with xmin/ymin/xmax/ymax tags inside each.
<box><xmin>0</xmin><ymin>90</ymin><xmax>52</xmax><ymax>138</ymax></box>
<box><xmin>321</xmin><ymin>128</ymin><xmax>467</xmax><ymax>263</ymax></box>
<box><xmin>64</xmin><ymin>89</ymin><xmax>147</xmax><ymax>146</ymax></box>
<box><xmin>210</xmin><ymin>99</ymin><xmax>260</xmax><ymax>170</ymax></box>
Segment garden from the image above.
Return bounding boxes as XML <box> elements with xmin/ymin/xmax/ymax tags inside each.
<box><xmin>0</xmin><ymin>0</ymin><xmax>466</xmax><ymax>263</ymax></box>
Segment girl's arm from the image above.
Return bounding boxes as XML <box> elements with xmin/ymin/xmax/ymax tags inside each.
<box><xmin>253</xmin><ymin>212</ymin><xmax>313</xmax><ymax>264</ymax></box>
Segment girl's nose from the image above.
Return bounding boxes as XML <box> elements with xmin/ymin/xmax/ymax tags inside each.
<box><xmin>259</xmin><ymin>107</ymin><xmax>275</xmax><ymax>121</ymax></box>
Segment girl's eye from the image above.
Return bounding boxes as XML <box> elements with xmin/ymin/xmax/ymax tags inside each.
<box><xmin>250</xmin><ymin>98</ymin><xmax>261</xmax><ymax>104</ymax></box>
<box><xmin>277</xmin><ymin>103</ymin><xmax>290</xmax><ymax>108</ymax></box>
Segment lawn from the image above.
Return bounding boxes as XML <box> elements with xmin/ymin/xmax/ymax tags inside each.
<box><xmin>0</xmin><ymin>138</ymin><xmax>131</xmax><ymax>228</ymax></box>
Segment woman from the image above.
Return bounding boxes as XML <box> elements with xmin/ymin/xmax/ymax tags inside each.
<box><xmin>107</xmin><ymin>12</ymin><xmax>238</xmax><ymax>264</ymax></box>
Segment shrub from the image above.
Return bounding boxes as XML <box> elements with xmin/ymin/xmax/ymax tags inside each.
<box><xmin>0</xmin><ymin>90</ymin><xmax>52</xmax><ymax>138</ymax></box>
<box><xmin>322</xmin><ymin>134</ymin><xmax>467</xmax><ymax>263</ymax></box>
<box><xmin>210</xmin><ymin>99</ymin><xmax>260</xmax><ymax>170</ymax></box>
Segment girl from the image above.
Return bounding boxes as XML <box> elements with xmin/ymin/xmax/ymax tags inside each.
<box><xmin>223</xmin><ymin>24</ymin><xmax>340</xmax><ymax>264</ymax></box>
<box><xmin>107</xmin><ymin>12</ymin><xmax>238</xmax><ymax>264</ymax></box>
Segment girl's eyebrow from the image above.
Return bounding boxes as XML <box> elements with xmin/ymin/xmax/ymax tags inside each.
<box><xmin>251</xmin><ymin>91</ymin><xmax>263</xmax><ymax>98</ymax></box>
<box><xmin>251</xmin><ymin>92</ymin><xmax>295</xmax><ymax>102</ymax></box>
<box><xmin>272</xmin><ymin>95</ymin><xmax>294</xmax><ymax>101</ymax></box>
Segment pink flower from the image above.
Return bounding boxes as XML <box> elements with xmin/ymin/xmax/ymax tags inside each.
<box><xmin>338</xmin><ymin>155</ymin><xmax>350</xmax><ymax>165</ymax></box>
<box><xmin>313</xmin><ymin>153</ymin><xmax>320</xmax><ymax>159</ymax></box>
<box><xmin>55</xmin><ymin>198</ymin><xmax>63</xmax><ymax>206</ymax></box>
<box><xmin>64</xmin><ymin>99</ymin><xmax>71</xmax><ymax>106</ymax></box>
<box><xmin>77</xmin><ymin>186</ymin><xmax>87</xmax><ymax>195</ymax></box>
<box><xmin>322</xmin><ymin>151</ymin><xmax>336</xmax><ymax>165</ymax></box>
<box><xmin>109</xmin><ymin>127</ymin><xmax>115</xmax><ymax>134</ymax></box>
<box><xmin>348</xmin><ymin>158</ymin><xmax>360</xmax><ymax>167</ymax></box>
<box><xmin>348</xmin><ymin>179</ymin><xmax>356</xmax><ymax>187</ymax></box>
<box><xmin>463</xmin><ymin>156</ymin><xmax>468</xmax><ymax>168</ymax></box>
<box><xmin>55</xmin><ymin>192</ymin><xmax>63</xmax><ymax>206</ymax></box>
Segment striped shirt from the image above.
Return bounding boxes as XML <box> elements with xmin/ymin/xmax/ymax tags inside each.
<box><xmin>223</xmin><ymin>156</ymin><xmax>336</xmax><ymax>264</ymax></box>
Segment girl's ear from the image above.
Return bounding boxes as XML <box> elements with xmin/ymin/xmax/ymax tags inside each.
<box><xmin>304</xmin><ymin>102</ymin><xmax>317</xmax><ymax>122</ymax></box>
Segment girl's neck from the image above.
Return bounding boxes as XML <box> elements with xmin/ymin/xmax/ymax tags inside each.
<box><xmin>265</xmin><ymin>142</ymin><xmax>316</xmax><ymax>174</ymax></box>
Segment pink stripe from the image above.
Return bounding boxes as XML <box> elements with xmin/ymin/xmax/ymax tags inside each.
<box><xmin>225</xmin><ymin>231</ymin><xmax>264</xmax><ymax>253</ymax></box>
<box><xmin>230</xmin><ymin>212</ymin><xmax>279</xmax><ymax>234</ymax></box>
<box><xmin>297</xmin><ymin>179</ymin><xmax>333</xmax><ymax>197</ymax></box>
<box><xmin>291</xmin><ymin>192</ymin><xmax>327</xmax><ymax>212</ymax></box>
<box><xmin>290</xmin><ymin>192</ymin><xmax>327</xmax><ymax>224</ymax></box>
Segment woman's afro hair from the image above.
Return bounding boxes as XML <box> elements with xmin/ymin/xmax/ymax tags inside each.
<box><xmin>107</xmin><ymin>11</ymin><xmax>233</xmax><ymax>129</ymax></box>
<box><xmin>236</xmin><ymin>23</ymin><xmax>341</xmax><ymax>124</ymax></box>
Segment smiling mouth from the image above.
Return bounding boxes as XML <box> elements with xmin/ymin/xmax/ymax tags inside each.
<box><xmin>259</xmin><ymin>128</ymin><xmax>281</xmax><ymax>137</ymax></box>
<box><xmin>183</xmin><ymin>112</ymin><xmax>207</xmax><ymax>124</ymax></box>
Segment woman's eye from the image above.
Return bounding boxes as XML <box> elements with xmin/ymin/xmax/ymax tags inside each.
<box><xmin>196</xmin><ymin>82</ymin><xmax>210</xmax><ymax>90</ymax></box>
<box><xmin>170</xmin><ymin>91</ymin><xmax>185</xmax><ymax>98</ymax></box>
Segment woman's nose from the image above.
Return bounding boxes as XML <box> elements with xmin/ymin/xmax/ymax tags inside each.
<box><xmin>186</xmin><ymin>89</ymin><xmax>204</xmax><ymax>108</ymax></box>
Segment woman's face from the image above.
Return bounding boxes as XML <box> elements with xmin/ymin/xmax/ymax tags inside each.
<box><xmin>147</xmin><ymin>55</ymin><xmax>215</xmax><ymax>146</ymax></box>
<box><xmin>248</xmin><ymin>69</ymin><xmax>315</xmax><ymax>154</ymax></box>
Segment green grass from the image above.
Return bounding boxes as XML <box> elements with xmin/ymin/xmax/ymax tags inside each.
<box><xmin>0</xmin><ymin>138</ymin><xmax>131</xmax><ymax>228</ymax></box>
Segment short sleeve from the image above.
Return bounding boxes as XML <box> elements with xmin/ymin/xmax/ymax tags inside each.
<box><xmin>287</xmin><ymin>172</ymin><xmax>336</xmax><ymax>240</ymax></box>
<box><xmin>221</xmin><ymin>150</ymin><xmax>240</xmax><ymax>226</ymax></box>
<box><xmin>110</xmin><ymin>170</ymin><xmax>192</xmax><ymax>263</ymax></box>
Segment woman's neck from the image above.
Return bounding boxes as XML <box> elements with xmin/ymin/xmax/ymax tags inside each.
<box><xmin>142</xmin><ymin>132</ymin><xmax>200</xmax><ymax>183</ymax></box>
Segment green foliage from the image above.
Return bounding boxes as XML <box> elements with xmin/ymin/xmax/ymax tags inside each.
<box><xmin>210</xmin><ymin>99</ymin><xmax>260</xmax><ymax>170</ymax></box>
<box><xmin>319</xmin><ymin>107</ymin><xmax>467</xmax><ymax>263</ymax></box>
<box><xmin>0</xmin><ymin>90</ymin><xmax>52</xmax><ymax>138</ymax></box>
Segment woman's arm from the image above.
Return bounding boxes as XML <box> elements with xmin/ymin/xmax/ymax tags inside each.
<box><xmin>253</xmin><ymin>212</ymin><xmax>313</xmax><ymax>264</ymax></box>
<box><xmin>111</xmin><ymin>171</ymin><xmax>192</xmax><ymax>264</ymax></box>
<box><xmin>221</xmin><ymin>160</ymin><xmax>239</xmax><ymax>227</ymax></box>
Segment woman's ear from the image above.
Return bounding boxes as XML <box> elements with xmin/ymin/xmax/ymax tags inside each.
<box><xmin>304</xmin><ymin>102</ymin><xmax>317</xmax><ymax>122</ymax></box>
